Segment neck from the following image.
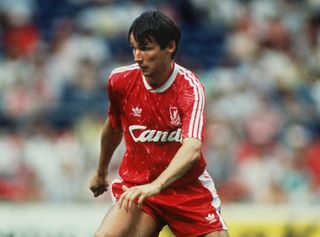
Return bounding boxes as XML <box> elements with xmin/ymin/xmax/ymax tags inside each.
<box><xmin>146</xmin><ymin>61</ymin><xmax>174</xmax><ymax>88</ymax></box>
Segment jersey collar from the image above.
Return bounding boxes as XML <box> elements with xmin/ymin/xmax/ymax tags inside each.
<box><xmin>142</xmin><ymin>63</ymin><xmax>178</xmax><ymax>93</ymax></box>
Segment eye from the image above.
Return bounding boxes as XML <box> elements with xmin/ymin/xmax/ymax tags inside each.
<box><xmin>131</xmin><ymin>46</ymin><xmax>138</xmax><ymax>54</ymax></box>
<box><xmin>139</xmin><ymin>46</ymin><xmax>151</xmax><ymax>51</ymax></box>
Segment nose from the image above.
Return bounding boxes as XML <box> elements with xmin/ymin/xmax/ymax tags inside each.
<box><xmin>133</xmin><ymin>49</ymin><xmax>142</xmax><ymax>63</ymax></box>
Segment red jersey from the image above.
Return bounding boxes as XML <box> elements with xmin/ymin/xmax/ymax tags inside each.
<box><xmin>107</xmin><ymin>62</ymin><xmax>206</xmax><ymax>187</ymax></box>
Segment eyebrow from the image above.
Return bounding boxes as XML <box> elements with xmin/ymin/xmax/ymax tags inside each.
<box><xmin>130</xmin><ymin>41</ymin><xmax>150</xmax><ymax>48</ymax></box>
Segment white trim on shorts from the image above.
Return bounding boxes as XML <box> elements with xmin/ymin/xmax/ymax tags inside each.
<box><xmin>110</xmin><ymin>177</ymin><xmax>123</xmax><ymax>204</ymax></box>
<box><xmin>198</xmin><ymin>170</ymin><xmax>228</xmax><ymax>230</ymax></box>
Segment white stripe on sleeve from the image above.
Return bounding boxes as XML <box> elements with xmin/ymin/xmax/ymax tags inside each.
<box><xmin>180</xmin><ymin>69</ymin><xmax>205</xmax><ymax>140</ymax></box>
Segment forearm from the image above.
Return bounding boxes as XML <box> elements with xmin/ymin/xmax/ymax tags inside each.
<box><xmin>152</xmin><ymin>138</ymin><xmax>201</xmax><ymax>190</ymax></box>
<box><xmin>96</xmin><ymin>119</ymin><xmax>123</xmax><ymax>175</ymax></box>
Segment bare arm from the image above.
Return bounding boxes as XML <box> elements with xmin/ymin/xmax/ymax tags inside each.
<box><xmin>119</xmin><ymin>137</ymin><xmax>202</xmax><ymax>210</ymax></box>
<box><xmin>153</xmin><ymin>137</ymin><xmax>201</xmax><ymax>190</ymax></box>
<box><xmin>90</xmin><ymin>118</ymin><xmax>123</xmax><ymax>197</ymax></box>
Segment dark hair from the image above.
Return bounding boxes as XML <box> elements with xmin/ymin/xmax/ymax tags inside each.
<box><xmin>128</xmin><ymin>10</ymin><xmax>181</xmax><ymax>57</ymax></box>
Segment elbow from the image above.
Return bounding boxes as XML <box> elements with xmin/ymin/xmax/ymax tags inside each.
<box><xmin>189</xmin><ymin>144</ymin><xmax>202</xmax><ymax>163</ymax></box>
<box><xmin>101</xmin><ymin>122</ymin><xmax>123</xmax><ymax>146</ymax></box>
<box><xmin>191</xmin><ymin>150</ymin><xmax>201</xmax><ymax>163</ymax></box>
<box><xmin>114</xmin><ymin>129</ymin><xmax>123</xmax><ymax>143</ymax></box>
<box><xmin>182</xmin><ymin>138</ymin><xmax>202</xmax><ymax>163</ymax></box>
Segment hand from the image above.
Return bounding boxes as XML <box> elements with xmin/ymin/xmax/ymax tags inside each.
<box><xmin>89</xmin><ymin>173</ymin><xmax>108</xmax><ymax>197</ymax></box>
<box><xmin>118</xmin><ymin>183</ymin><xmax>161</xmax><ymax>212</ymax></box>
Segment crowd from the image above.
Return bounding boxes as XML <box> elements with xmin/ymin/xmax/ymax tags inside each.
<box><xmin>0</xmin><ymin>0</ymin><xmax>320</xmax><ymax>204</ymax></box>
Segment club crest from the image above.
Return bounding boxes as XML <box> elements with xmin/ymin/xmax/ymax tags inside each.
<box><xmin>169</xmin><ymin>107</ymin><xmax>181</xmax><ymax>126</ymax></box>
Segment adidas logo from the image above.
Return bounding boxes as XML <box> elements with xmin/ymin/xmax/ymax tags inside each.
<box><xmin>132</xmin><ymin>106</ymin><xmax>142</xmax><ymax>117</ymax></box>
<box><xmin>205</xmin><ymin>213</ymin><xmax>216</xmax><ymax>223</ymax></box>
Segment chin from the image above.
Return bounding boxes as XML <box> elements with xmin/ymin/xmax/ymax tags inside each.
<box><xmin>142</xmin><ymin>71</ymin><xmax>151</xmax><ymax>77</ymax></box>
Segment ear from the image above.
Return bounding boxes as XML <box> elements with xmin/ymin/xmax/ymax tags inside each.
<box><xmin>167</xmin><ymin>40</ymin><xmax>176</xmax><ymax>55</ymax></box>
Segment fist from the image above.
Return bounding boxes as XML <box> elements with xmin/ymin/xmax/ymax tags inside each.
<box><xmin>89</xmin><ymin>174</ymin><xmax>109</xmax><ymax>197</ymax></box>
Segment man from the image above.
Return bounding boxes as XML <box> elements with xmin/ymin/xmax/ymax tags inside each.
<box><xmin>90</xmin><ymin>10</ymin><xmax>229</xmax><ymax>237</ymax></box>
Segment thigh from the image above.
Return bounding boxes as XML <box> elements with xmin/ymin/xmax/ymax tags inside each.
<box><xmin>94</xmin><ymin>203</ymin><xmax>137</xmax><ymax>237</ymax></box>
<box><xmin>203</xmin><ymin>230</ymin><xmax>230</xmax><ymax>237</ymax></box>
<box><xmin>95</xmin><ymin>203</ymin><xmax>159</xmax><ymax>237</ymax></box>
<box><xmin>128</xmin><ymin>209</ymin><xmax>161</xmax><ymax>237</ymax></box>
<box><xmin>97</xmin><ymin>179</ymin><xmax>160</xmax><ymax>237</ymax></box>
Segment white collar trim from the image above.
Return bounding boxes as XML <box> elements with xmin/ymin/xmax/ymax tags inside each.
<box><xmin>142</xmin><ymin>63</ymin><xmax>178</xmax><ymax>93</ymax></box>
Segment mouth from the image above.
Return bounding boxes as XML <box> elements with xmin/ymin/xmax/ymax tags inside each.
<box><xmin>139</xmin><ymin>65</ymin><xmax>149</xmax><ymax>73</ymax></box>
<box><xmin>139</xmin><ymin>65</ymin><xmax>147</xmax><ymax>70</ymax></box>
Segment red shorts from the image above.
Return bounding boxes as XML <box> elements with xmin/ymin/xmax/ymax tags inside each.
<box><xmin>111</xmin><ymin>170</ymin><xmax>227</xmax><ymax>237</ymax></box>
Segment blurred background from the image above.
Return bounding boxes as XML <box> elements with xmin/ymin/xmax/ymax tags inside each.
<box><xmin>0</xmin><ymin>0</ymin><xmax>320</xmax><ymax>236</ymax></box>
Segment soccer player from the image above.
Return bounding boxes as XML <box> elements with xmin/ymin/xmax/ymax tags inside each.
<box><xmin>89</xmin><ymin>10</ymin><xmax>229</xmax><ymax>237</ymax></box>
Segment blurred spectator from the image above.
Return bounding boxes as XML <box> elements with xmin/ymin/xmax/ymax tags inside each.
<box><xmin>0</xmin><ymin>131</ymin><xmax>39</xmax><ymax>201</ymax></box>
<box><xmin>306</xmin><ymin>135</ymin><xmax>320</xmax><ymax>201</ymax></box>
<box><xmin>0</xmin><ymin>0</ymin><xmax>38</xmax><ymax>58</ymax></box>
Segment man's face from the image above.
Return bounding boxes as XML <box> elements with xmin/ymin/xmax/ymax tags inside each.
<box><xmin>129</xmin><ymin>33</ymin><xmax>173</xmax><ymax>80</ymax></box>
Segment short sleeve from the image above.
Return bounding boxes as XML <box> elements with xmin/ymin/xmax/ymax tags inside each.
<box><xmin>179</xmin><ymin>75</ymin><xmax>206</xmax><ymax>141</ymax></box>
<box><xmin>107</xmin><ymin>73</ymin><xmax>122</xmax><ymax>129</ymax></box>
